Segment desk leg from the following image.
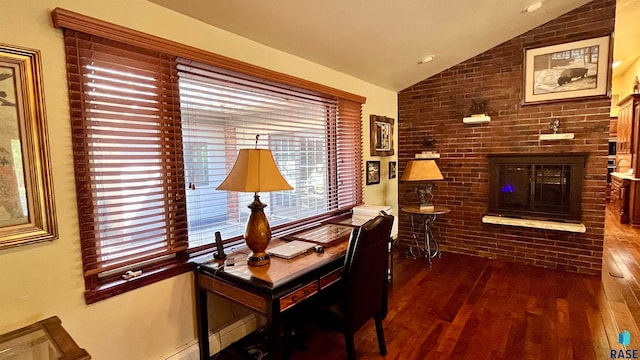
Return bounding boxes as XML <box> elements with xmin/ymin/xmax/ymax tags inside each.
<box><xmin>266</xmin><ymin>304</ymin><xmax>286</xmax><ymax>360</ymax></box>
<box><xmin>196</xmin><ymin>283</ymin><xmax>210</xmax><ymax>360</ymax></box>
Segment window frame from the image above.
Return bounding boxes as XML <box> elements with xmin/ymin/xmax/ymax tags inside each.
<box><xmin>52</xmin><ymin>8</ymin><xmax>365</xmax><ymax>303</ymax></box>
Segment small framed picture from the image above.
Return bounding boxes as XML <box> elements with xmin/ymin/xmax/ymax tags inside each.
<box><xmin>389</xmin><ymin>161</ymin><xmax>397</xmax><ymax>179</ymax></box>
<box><xmin>366</xmin><ymin>161</ymin><xmax>381</xmax><ymax>185</ymax></box>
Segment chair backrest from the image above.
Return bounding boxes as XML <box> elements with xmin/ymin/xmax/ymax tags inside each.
<box><xmin>342</xmin><ymin>213</ymin><xmax>394</xmax><ymax>334</ymax></box>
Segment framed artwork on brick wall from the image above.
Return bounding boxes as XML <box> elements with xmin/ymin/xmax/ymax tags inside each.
<box><xmin>523</xmin><ymin>35</ymin><xmax>610</xmax><ymax>104</ymax></box>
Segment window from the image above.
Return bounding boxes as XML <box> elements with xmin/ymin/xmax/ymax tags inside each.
<box><xmin>55</xmin><ymin>10</ymin><xmax>364</xmax><ymax>303</ymax></box>
<box><xmin>488</xmin><ymin>154</ymin><xmax>585</xmax><ymax>222</ymax></box>
<box><xmin>178</xmin><ymin>59</ymin><xmax>343</xmax><ymax>248</ymax></box>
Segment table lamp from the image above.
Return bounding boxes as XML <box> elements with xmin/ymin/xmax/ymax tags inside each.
<box><xmin>216</xmin><ymin>144</ymin><xmax>292</xmax><ymax>266</ymax></box>
<box><xmin>400</xmin><ymin>160</ymin><xmax>444</xmax><ymax>211</ymax></box>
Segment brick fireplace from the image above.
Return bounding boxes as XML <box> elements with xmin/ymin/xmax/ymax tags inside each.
<box><xmin>397</xmin><ymin>0</ymin><xmax>615</xmax><ymax>274</ymax></box>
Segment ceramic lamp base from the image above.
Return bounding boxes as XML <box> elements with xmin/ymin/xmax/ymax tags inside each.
<box><xmin>244</xmin><ymin>194</ymin><xmax>272</xmax><ymax>266</ymax></box>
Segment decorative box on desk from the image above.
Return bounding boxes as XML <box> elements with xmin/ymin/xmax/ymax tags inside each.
<box><xmin>352</xmin><ymin>204</ymin><xmax>398</xmax><ymax>238</ymax></box>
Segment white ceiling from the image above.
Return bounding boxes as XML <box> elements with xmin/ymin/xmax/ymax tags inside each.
<box><xmin>149</xmin><ymin>0</ymin><xmax>638</xmax><ymax>92</ymax></box>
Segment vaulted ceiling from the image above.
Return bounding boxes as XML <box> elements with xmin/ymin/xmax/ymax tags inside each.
<box><xmin>150</xmin><ymin>0</ymin><xmax>638</xmax><ymax>92</ymax></box>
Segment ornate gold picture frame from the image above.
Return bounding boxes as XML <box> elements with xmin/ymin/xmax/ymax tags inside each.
<box><xmin>0</xmin><ymin>44</ymin><xmax>56</xmax><ymax>249</ymax></box>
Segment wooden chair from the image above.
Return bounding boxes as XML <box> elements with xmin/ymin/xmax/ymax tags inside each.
<box><xmin>322</xmin><ymin>213</ymin><xmax>394</xmax><ymax>359</ymax></box>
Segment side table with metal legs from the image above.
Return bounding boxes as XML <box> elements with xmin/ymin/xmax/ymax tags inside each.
<box><xmin>400</xmin><ymin>206</ymin><xmax>450</xmax><ymax>266</ymax></box>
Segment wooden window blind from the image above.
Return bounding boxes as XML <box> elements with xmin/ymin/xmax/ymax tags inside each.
<box><xmin>178</xmin><ymin>59</ymin><xmax>363</xmax><ymax>249</ymax></box>
<box><xmin>64</xmin><ymin>30</ymin><xmax>187</xmax><ymax>302</ymax></box>
<box><xmin>336</xmin><ymin>99</ymin><xmax>364</xmax><ymax>209</ymax></box>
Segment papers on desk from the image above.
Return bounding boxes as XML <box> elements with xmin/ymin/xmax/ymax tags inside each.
<box><xmin>352</xmin><ymin>204</ymin><xmax>392</xmax><ymax>217</ymax></box>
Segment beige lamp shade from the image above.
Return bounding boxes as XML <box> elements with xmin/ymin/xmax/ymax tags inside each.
<box><xmin>400</xmin><ymin>160</ymin><xmax>444</xmax><ymax>181</ymax></box>
<box><xmin>216</xmin><ymin>149</ymin><xmax>293</xmax><ymax>192</ymax></box>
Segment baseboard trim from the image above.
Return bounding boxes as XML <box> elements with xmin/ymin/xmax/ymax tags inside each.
<box><xmin>161</xmin><ymin>313</ymin><xmax>264</xmax><ymax>360</ymax></box>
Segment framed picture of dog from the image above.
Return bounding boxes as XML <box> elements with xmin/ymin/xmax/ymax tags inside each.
<box><xmin>523</xmin><ymin>35</ymin><xmax>610</xmax><ymax>104</ymax></box>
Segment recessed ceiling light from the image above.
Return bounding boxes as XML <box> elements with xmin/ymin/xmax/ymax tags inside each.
<box><xmin>419</xmin><ymin>55</ymin><xmax>435</xmax><ymax>64</ymax></box>
<box><xmin>522</xmin><ymin>1</ymin><xmax>543</xmax><ymax>13</ymax></box>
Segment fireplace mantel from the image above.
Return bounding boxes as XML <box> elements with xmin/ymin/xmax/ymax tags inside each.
<box><xmin>482</xmin><ymin>215</ymin><xmax>586</xmax><ymax>233</ymax></box>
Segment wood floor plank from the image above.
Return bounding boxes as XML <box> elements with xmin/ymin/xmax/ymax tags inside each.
<box><xmin>605</xmin><ymin>246</ymin><xmax>624</xmax><ymax>278</ymax></box>
<box><xmin>567</xmin><ymin>283</ymin><xmax>598</xmax><ymax>360</ymax></box>
<box><xmin>596</xmin><ymin>279</ymin><xmax>622</xmax><ymax>352</ymax></box>
<box><xmin>503</xmin><ymin>315</ymin><xmax>527</xmax><ymax>359</ymax></box>
<box><xmin>434</xmin><ymin>303</ymin><xmax>473</xmax><ymax>355</ymax></box>
<box><xmin>616</xmin><ymin>276</ymin><xmax>640</xmax><ymax>330</ymax></box>
<box><xmin>465</xmin><ymin>265</ymin><xmax>492</xmax><ymax>305</ymax></box>
<box><xmin>485</xmin><ymin>294</ymin><xmax>512</xmax><ymax>356</ymax></box>
<box><xmin>448</xmin><ymin>315</ymin><xmax>480</xmax><ymax>359</ymax></box>
<box><xmin>609</xmin><ymin>301</ymin><xmax>640</xmax><ymax>350</ymax></box>
<box><xmin>555</xmin><ymin>298</ymin><xmax>574</xmax><ymax>360</ymax></box>
<box><xmin>458</xmin><ymin>297</ymin><xmax>500</xmax><ymax>360</ymax></box>
<box><xmin>541</xmin><ymin>297</ymin><xmax>559</xmax><ymax>360</ymax></box>
<box><xmin>585</xmin><ymin>302</ymin><xmax>615</xmax><ymax>360</ymax></box>
<box><xmin>406</xmin><ymin>321</ymin><xmax>445</xmax><ymax>359</ymax></box>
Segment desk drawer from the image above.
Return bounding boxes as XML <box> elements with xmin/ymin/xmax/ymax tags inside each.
<box><xmin>320</xmin><ymin>268</ymin><xmax>342</xmax><ymax>289</ymax></box>
<box><xmin>280</xmin><ymin>281</ymin><xmax>318</xmax><ymax>312</ymax></box>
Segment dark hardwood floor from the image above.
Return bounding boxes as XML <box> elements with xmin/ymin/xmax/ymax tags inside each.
<box><xmin>289</xmin><ymin>207</ymin><xmax>640</xmax><ymax>359</ymax></box>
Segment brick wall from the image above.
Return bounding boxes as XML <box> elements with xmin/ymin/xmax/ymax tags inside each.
<box><xmin>397</xmin><ymin>0</ymin><xmax>615</xmax><ymax>275</ymax></box>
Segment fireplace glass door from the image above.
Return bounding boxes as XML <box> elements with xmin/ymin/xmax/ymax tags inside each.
<box><xmin>489</xmin><ymin>154</ymin><xmax>584</xmax><ymax>222</ymax></box>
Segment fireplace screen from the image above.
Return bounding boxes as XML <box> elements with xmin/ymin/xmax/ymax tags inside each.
<box><xmin>488</xmin><ymin>154</ymin><xmax>585</xmax><ymax>222</ymax></box>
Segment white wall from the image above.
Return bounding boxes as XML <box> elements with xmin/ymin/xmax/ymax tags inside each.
<box><xmin>611</xmin><ymin>58</ymin><xmax>640</xmax><ymax>116</ymax></box>
<box><xmin>0</xmin><ymin>1</ymin><xmax>397</xmax><ymax>359</ymax></box>
<box><xmin>617</xmin><ymin>58</ymin><xmax>640</xmax><ymax>98</ymax></box>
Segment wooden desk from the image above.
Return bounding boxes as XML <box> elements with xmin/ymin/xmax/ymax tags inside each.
<box><xmin>194</xmin><ymin>224</ymin><xmax>353</xmax><ymax>359</ymax></box>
